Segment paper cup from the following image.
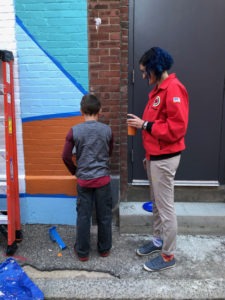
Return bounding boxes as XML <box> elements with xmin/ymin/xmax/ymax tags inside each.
<box><xmin>128</xmin><ymin>125</ymin><xmax>137</xmax><ymax>136</ymax></box>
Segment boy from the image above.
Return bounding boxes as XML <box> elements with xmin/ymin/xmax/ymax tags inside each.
<box><xmin>62</xmin><ymin>94</ymin><xmax>113</xmax><ymax>261</ymax></box>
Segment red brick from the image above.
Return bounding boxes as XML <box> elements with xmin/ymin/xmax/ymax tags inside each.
<box><xmin>89</xmin><ymin>63</ymin><xmax>110</xmax><ymax>71</ymax></box>
<box><xmin>99</xmin><ymin>70</ymin><xmax>120</xmax><ymax>78</ymax></box>
<box><xmin>100</xmin><ymin>55</ymin><xmax>120</xmax><ymax>63</ymax></box>
<box><xmin>91</xmin><ymin>78</ymin><xmax>110</xmax><ymax>85</ymax></box>
<box><xmin>110</xmin><ymin>78</ymin><xmax>120</xmax><ymax>85</ymax></box>
<box><xmin>110</xmin><ymin>17</ymin><xmax>120</xmax><ymax>24</ymax></box>
<box><xmin>110</xmin><ymin>32</ymin><xmax>120</xmax><ymax>40</ymax></box>
<box><xmin>89</xmin><ymin>56</ymin><xmax>100</xmax><ymax>63</ymax></box>
<box><xmin>90</xmin><ymin>48</ymin><xmax>109</xmax><ymax>56</ymax></box>
<box><xmin>100</xmin><ymin>24</ymin><xmax>121</xmax><ymax>33</ymax></box>
<box><xmin>90</xmin><ymin>32</ymin><xmax>109</xmax><ymax>40</ymax></box>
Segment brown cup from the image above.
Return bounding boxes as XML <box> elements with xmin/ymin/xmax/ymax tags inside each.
<box><xmin>128</xmin><ymin>125</ymin><xmax>137</xmax><ymax>136</ymax></box>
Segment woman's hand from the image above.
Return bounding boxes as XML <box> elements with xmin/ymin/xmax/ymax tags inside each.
<box><xmin>127</xmin><ymin>114</ymin><xmax>145</xmax><ymax>129</ymax></box>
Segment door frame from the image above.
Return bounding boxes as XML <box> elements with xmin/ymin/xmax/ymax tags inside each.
<box><xmin>127</xmin><ymin>0</ymin><xmax>225</xmax><ymax>186</ymax></box>
<box><xmin>218</xmin><ymin>75</ymin><xmax>225</xmax><ymax>184</ymax></box>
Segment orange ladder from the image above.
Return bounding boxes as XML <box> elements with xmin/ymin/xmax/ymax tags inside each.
<box><xmin>0</xmin><ymin>50</ymin><xmax>22</xmax><ymax>255</ymax></box>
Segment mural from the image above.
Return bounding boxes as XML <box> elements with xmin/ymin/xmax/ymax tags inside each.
<box><xmin>15</xmin><ymin>0</ymin><xmax>88</xmax><ymax>198</ymax></box>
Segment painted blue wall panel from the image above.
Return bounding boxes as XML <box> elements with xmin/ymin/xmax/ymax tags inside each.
<box><xmin>20</xmin><ymin>196</ymin><xmax>77</xmax><ymax>225</ymax></box>
<box><xmin>15</xmin><ymin>0</ymin><xmax>88</xmax><ymax>91</ymax></box>
<box><xmin>16</xmin><ymin>25</ymin><xmax>83</xmax><ymax>119</ymax></box>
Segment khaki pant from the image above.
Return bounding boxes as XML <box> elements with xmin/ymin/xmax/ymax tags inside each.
<box><xmin>146</xmin><ymin>155</ymin><xmax>181</xmax><ymax>255</ymax></box>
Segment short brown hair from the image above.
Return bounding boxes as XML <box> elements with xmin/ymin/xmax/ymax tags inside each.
<box><xmin>80</xmin><ymin>94</ymin><xmax>101</xmax><ymax>115</ymax></box>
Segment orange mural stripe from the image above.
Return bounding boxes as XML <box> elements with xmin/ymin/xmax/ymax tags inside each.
<box><xmin>23</xmin><ymin>115</ymin><xmax>84</xmax><ymax>196</ymax></box>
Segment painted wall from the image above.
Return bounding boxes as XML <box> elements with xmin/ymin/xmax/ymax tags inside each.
<box><xmin>0</xmin><ymin>0</ymin><xmax>89</xmax><ymax>224</ymax></box>
<box><xmin>0</xmin><ymin>0</ymin><xmax>25</xmax><ymax>196</ymax></box>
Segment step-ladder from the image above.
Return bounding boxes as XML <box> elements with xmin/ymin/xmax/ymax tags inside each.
<box><xmin>0</xmin><ymin>50</ymin><xmax>22</xmax><ymax>255</ymax></box>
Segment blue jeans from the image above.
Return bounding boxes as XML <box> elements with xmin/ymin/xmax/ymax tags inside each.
<box><xmin>75</xmin><ymin>183</ymin><xmax>112</xmax><ymax>257</ymax></box>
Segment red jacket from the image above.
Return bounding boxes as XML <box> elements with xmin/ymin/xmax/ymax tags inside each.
<box><xmin>142</xmin><ymin>73</ymin><xmax>189</xmax><ymax>159</ymax></box>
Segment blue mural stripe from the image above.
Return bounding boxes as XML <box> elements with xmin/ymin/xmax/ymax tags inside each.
<box><xmin>0</xmin><ymin>193</ymin><xmax>76</xmax><ymax>199</ymax></box>
<box><xmin>22</xmin><ymin>111</ymin><xmax>82</xmax><ymax>123</ymax></box>
<box><xmin>16</xmin><ymin>15</ymin><xmax>88</xmax><ymax>95</ymax></box>
<box><xmin>24</xmin><ymin>193</ymin><xmax>77</xmax><ymax>199</ymax></box>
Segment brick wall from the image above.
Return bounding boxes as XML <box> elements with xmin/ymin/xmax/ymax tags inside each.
<box><xmin>88</xmin><ymin>0</ymin><xmax>129</xmax><ymax>200</ymax></box>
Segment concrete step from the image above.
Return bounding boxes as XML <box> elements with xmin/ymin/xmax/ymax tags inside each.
<box><xmin>127</xmin><ymin>185</ymin><xmax>225</xmax><ymax>202</ymax></box>
<box><xmin>119</xmin><ymin>202</ymin><xmax>225</xmax><ymax>235</ymax></box>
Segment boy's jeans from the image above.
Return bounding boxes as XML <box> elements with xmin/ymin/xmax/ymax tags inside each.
<box><xmin>75</xmin><ymin>183</ymin><xmax>112</xmax><ymax>257</ymax></box>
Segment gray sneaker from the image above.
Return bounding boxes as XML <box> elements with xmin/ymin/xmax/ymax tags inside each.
<box><xmin>136</xmin><ymin>241</ymin><xmax>162</xmax><ymax>256</ymax></box>
<box><xmin>143</xmin><ymin>254</ymin><xmax>176</xmax><ymax>272</ymax></box>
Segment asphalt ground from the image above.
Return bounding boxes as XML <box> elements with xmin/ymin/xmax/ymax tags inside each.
<box><xmin>0</xmin><ymin>224</ymin><xmax>225</xmax><ymax>299</ymax></box>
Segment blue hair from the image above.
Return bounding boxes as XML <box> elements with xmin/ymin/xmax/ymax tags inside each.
<box><xmin>139</xmin><ymin>47</ymin><xmax>174</xmax><ymax>80</ymax></box>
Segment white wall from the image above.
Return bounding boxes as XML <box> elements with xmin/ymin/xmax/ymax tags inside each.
<box><xmin>0</xmin><ymin>0</ymin><xmax>25</xmax><ymax>193</ymax></box>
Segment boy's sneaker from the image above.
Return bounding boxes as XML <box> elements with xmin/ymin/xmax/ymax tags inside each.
<box><xmin>143</xmin><ymin>254</ymin><xmax>176</xmax><ymax>272</ymax></box>
<box><xmin>99</xmin><ymin>251</ymin><xmax>110</xmax><ymax>257</ymax></box>
<box><xmin>136</xmin><ymin>241</ymin><xmax>162</xmax><ymax>256</ymax></box>
<box><xmin>78</xmin><ymin>256</ymin><xmax>89</xmax><ymax>262</ymax></box>
<box><xmin>74</xmin><ymin>249</ymin><xmax>89</xmax><ymax>262</ymax></box>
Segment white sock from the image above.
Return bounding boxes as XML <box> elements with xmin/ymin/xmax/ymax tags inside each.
<box><xmin>153</xmin><ymin>237</ymin><xmax>163</xmax><ymax>247</ymax></box>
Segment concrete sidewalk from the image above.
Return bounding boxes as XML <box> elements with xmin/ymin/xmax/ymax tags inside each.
<box><xmin>0</xmin><ymin>202</ymin><xmax>225</xmax><ymax>299</ymax></box>
<box><xmin>119</xmin><ymin>202</ymin><xmax>225</xmax><ymax>234</ymax></box>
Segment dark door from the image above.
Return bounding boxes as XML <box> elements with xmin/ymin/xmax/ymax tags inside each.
<box><xmin>128</xmin><ymin>0</ymin><xmax>225</xmax><ymax>185</ymax></box>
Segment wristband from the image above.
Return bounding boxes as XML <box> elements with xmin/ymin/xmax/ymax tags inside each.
<box><xmin>142</xmin><ymin>121</ymin><xmax>148</xmax><ymax>130</ymax></box>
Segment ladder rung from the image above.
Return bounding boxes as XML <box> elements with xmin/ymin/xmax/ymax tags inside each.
<box><xmin>0</xmin><ymin>214</ymin><xmax>8</xmax><ymax>224</ymax></box>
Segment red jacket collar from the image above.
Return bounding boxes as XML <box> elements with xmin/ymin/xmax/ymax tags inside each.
<box><xmin>152</xmin><ymin>73</ymin><xmax>176</xmax><ymax>93</ymax></box>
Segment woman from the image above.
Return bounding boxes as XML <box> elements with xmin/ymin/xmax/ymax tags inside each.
<box><xmin>127</xmin><ymin>47</ymin><xmax>189</xmax><ymax>272</ymax></box>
